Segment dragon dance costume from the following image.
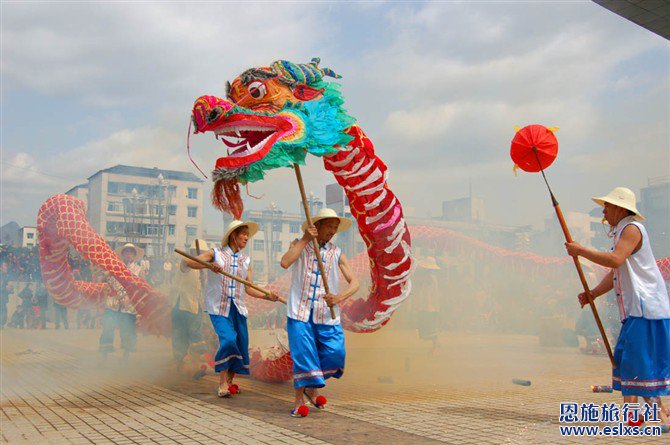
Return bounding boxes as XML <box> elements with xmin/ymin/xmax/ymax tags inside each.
<box><xmin>286</xmin><ymin>240</ymin><xmax>346</xmax><ymax>389</ymax></box>
<box><xmin>610</xmin><ymin>216</ymin><xmax>670</xmax><ymax>397</ymax></box>
<box><xmin>204</xmin><ymin>246</ymin><xmax>251</xmax><ymax>375</ymax></box>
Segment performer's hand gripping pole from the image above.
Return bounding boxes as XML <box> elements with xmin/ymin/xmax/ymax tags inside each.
<box><xmin>293</xmin><ymin>164</ymin><xmax>337</xmax><ymax>320</ymax></box>
<box><xmin>532</xmin><ymin>148</ymin><xmax>615</xmax><ymax>368</ymax></box>
<box><xmin>175</xmin><ymin>249</ymin><xmax>286</xmax><ymax>304</ymax></box>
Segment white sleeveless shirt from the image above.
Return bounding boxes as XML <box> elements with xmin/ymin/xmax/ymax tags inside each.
<box><xmin>612</xmin><ymin>216</ymin><xmax>670</xmax><ymax>321</ymax></box>
<box><xmin>287</xmin><ymin>241</ymin><xmax>341</xmax><ymax>325</ymax></box>
<box><xmin>204</xmin><ymin>247</ymin><xmax>250</xmax><ymax>317</ymax></box>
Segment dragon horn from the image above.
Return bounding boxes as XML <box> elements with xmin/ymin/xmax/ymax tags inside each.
<box><xmin>272</xmin><ymin>58</ymin><xmax>342</xmax><ymax>85</ymax></box>
<box><xmin>311</xmin><ymin>57</ymin><xmax>342</xmax><ymax>79</ymax></box>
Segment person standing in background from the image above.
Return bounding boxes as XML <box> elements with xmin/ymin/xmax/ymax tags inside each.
<box><xmin>36</xmin><ymin>282</ymin><xmax>49</xmax><ymax>329</ymax></box>
<box><xmin>414</xmin><ymin>256</ymin><xmax>441</xmax><ymax>354</ymax></box>
<box><xmin>53</xmin><ymin>299</ymin><xmax>69</xmax><ymax>329</ymax></box>
<box><xmin>0</xmin><ymin>278</ymin><xmax>11</xmax><ymax>329</ymax></box>
<box><xmin>99</xmin><ymin>243</ymin><xmax>146</xmax><ymax>362</ymax></box>
<box><xmin>171</xmin><ymin>240</ymin><xmax>208</xmax><ymax>371</ymax></box>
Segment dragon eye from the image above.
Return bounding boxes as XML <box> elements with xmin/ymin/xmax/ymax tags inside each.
<box><xmin>248</xmin><ymin>81</ymin><xmax>267</xmax><ymax>100</ymax></box>
<box><xmin>206</xmin><ymin>107</ymin><xmax>223</xmax><ymax>124</ymax></box>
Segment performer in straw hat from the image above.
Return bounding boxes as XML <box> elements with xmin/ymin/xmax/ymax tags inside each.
<box><xmin>280</xmin><ymin>208</ymin><xmax>360</xmax><ymax>417</ymax></box>
<box><xmin>182</xmin><ymin>220</ymin><xmax>280</xmax><ymax>398</ymax></box>
<box><xmin>171</xmin><ymin>239</ymin><xmax>209</xmax><ymax>372</ymax></box>
<box><xmin>565</xmin><ymin>187</ymin><xmax>670</xmax><ymax>431</ymax></box>
<box><xmin>99</xmin><ymin>243</ymin><xmax>146</xmax><ymax>362</ymax></box>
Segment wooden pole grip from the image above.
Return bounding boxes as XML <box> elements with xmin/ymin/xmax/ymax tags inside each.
<box><xmin>174</xmin><ymin>249</ymin><xmax>285</xmax><ymax>304</ymax></box>
<box><xmin>553</xmin><ymin>204</ymin><xmax>616</xmax><ymax>368</ymax></box>
<box><xmin>293</xmin><ymin>164</ymin><xmax>337</xmax><ymax>320</ymax></box>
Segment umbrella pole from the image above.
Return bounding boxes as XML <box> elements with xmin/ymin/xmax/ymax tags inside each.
<box><xmin>533</xmin><ymin>148</ymin><xmax>616</xmax><ymax>368</ymax></box>
<box><xmin>293</xmin><ymin>163</ymin><xmax>337</xmax><ymax>320</ymax></box>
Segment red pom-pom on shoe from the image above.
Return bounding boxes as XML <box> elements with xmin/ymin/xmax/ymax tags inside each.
<box><xmin>297</xmin><ymin>405</ymin><xmax>309</xmax><ymax>417</ymax></box>
<box><xmin>315</xmin><ymin>396</ymin><xmax>327</xmax><ymax>407</ymax></box>
<box><xmin>628</xmin><ymin>413</ymin><xmax>643</xmax><ymax>427</ymax></box>
<box><xmin>228</xmin><ymin>384</ymin><xmax>239</xmax><ymax>395</ymax></box>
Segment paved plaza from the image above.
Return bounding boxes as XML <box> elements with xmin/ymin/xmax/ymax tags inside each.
<box><xmin>1</xmin><ymin>326</ymin><xmax>667</xmax><ymax>444</ymax></box>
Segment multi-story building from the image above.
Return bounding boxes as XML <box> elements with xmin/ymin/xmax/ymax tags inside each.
<box><xmin>0</xmin><ymin>222</ymin><xmax>38</xmax><ymax>248</ymax></box>
<box><xmin>64</xmin><ymin>183</ymin><xmax>89</xmax><ymax>205</ymax></box>
<box><xmin>535</xmin><ymin>211</ymin><xmax>600</xmax><ymax>257</ymax></box>
<box><xmin>640</xmin><ymin>176</ymin><xmax>669</xmax><ymax>259</ymax></box>
<box><xmin>65</xmin><ymin>165</ymin><xmax>204</xmax><ymax>259</ymax></box>
<box><xmin>203</xmin><ymin>195</ymin><xmax>362</xmax><ymax>284</ymax></box>
<box><xmin>244</xmin><ymin>208</ymin><xmax>305</xmax><ymax>284</ymax></box>
<box><xmin>19</xmin><ymin>226</ymin><xmax>38</xmax><ymax>248</ymax></box>
<box><xmin>442</xmin><ymin>196</ymin><xmax>485</xmax><ymax>223</ymax></box>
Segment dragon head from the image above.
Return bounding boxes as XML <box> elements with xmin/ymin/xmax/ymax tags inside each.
<box><xmin>191</xmin><ymin>58</ymin><xmax>355</xmax><ymax>218</ymax></box>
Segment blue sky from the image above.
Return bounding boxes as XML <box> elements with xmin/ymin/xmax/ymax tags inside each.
<box><xmin>2</xmin><ymin>1</ymin><xmax>668</xmax><ymax>233</ymax></box>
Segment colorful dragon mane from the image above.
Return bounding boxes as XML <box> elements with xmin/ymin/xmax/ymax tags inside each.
<box><xmin>191</xmin><ymin>57</ymin><xmax>413</xmax><ymax>332</ymax></box>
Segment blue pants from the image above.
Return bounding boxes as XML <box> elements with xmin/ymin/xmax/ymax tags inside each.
<box><xmin>99</xmin><ymin>309</ymin><xmax>136</xmax><ymax>353</ymax></box>
<box><xmin>612</xmin><ymin>317</ymin><xmax>670</xmax><ymax>397</ymax></box>
<box><xmin>209</xmin><ymin>304</ymin><xmax>249</xmax><ymax>375</ymax></box>
<box><xmin>287</xmin><ymin>312</ymin><xmax>345</xmax><ymax>389</ymax></box>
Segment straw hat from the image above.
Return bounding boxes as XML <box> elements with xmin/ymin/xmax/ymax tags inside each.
<box><xmin>301</xmin><ymin>208</ymin><xmax>352</xmax><ymax>233</ymax></box>
<box><xmin>189</xmin><ymin>239</ymin><xmax>209</xmax><ymax>251</ymax></box>
<box><xmin>417</xmin><ymin>256</ymin><xmax>440</xmax><ymax>270</ymax></box>
<box><xmin>114</xmin><ymin>243</ymin><xmax>144</xmax><ymax>259</ymax></box>
<box><xmin>222</xmin><ymin>220</ymin><xmax>259</xmax><ymax>246</ymax></box>
<box><xmin>592</xmin><ymin>187</ymin><xmax>644</xmax><ymax>221</ymax></box>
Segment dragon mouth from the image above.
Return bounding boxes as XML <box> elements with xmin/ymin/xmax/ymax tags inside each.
<box><xmin>216</xmin><ymin>126</ymin><xmax>275</xmax><ymax>157</ymax></box>
<box><xmin>213</xmin><ymin>115</ymin><xmax>287</xmax><ymax>169</ymax></box>
<box><xmin>192</xmin><ymin>95</ymin><xmax>307</xmax><ymax>173</ymax></box>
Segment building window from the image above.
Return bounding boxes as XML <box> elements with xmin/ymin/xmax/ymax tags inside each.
<box><xmin>108</xmin><ymin>181</ymin><xmax>121</xmax><ymax>194</ymax></box>
<box><xmin>106</xmin><ymin>221</ymin><xmax>124</xmax><ymax>234</ymax></box>
<box><xmin>188</xmin><ymin>188</ymin><xmax>198</xmax><ymax>199</ymax></box>
<box><xmin>255</xmin><ymin>262</ymin><xmax>265</xmax><ymax>274</ymax></box>
<box><xmin>187</xmin><ymin>207</ymin><xmax>197</xmax><ymax>218</ymax></box>
<box><xmin>168</xmin><ymin>205</ymin><xmax>177</xmax><ymax>216</ymax></box>
<box><xmin>249</xmin><ymin>218</ymin><xmax>264</xmax><ymax>230</ymax></box>
<box><xmin>186</xmin><ymin>226</ymin><xmax>197</xmax><ymax>237</ymax></box>
<box><xmin>289</xmin><ymin>223</ymin><xmax>300</xmax><ymax>234</ymax></box>
<box><xmin>107</xmin><ymin>202</ymin><xmax>123</xmax><ymax>212</ymax></box>
<box><xmin>254</xmin><ymin>240</ymin><xmax>264</xmax><ymax>251</ymax></box>
<box><xmin>168</xmin><ymin>225</ymin><xmax>175</xmax><ymax>236</ymax></box>
<box><xmin>168</xmin><ymin>243</ymin><xmax>175</xmax><ymax>253</ymax></box>
<box><xmin>27</xmin><ymin>233</ymin><xmax>34</xmax><ymax>239</ymax></box>
<box><xmin>147</xmin><ymin>225</ymin><xmax>161</xmax><ymax>236</ymax></box>
<box><xmin>272</xmin><ymin>240</ymin><xmax>282</xmax><ymax>252</ymax></box>
<box><xmin>272</xmin><ymin>221</ymin><xmax>283</xmax><ymax>232</ymax></box>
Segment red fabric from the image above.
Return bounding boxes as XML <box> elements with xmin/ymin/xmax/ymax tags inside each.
<box><xmin>292</xmin><ymin>84</ymin><xmax>324</xmax><ymax>101</ymax></box>
<box><xmin>510</xmin><ymin>124</ymin><xmax>558</xmax><ymax>172</ymax></box>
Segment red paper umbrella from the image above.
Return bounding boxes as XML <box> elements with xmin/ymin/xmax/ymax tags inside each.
<box><xmin>508</xmin><ymin>124</ymin><xmax>616</xmax><ymax>369</ymax></box>
<box><xmin>510</xmin><ymin>124</ymin><xmax>558</xmax><ymax>172</ymax></box>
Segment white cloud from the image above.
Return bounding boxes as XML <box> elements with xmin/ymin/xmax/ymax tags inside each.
<box><xmin>2</xmin><ymin>3</ymin><xmax>330</xmax><ymax>107</ymax></box>
<box><xmin>1</xmin><ymin>1</ymin><xmax>667</xmax><ymax>233</ymax></box>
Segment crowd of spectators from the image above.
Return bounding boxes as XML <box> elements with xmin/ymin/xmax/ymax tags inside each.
<box><xmin>0</xmin><ymin>247</ymin><xmax>99</xmax><ymax>330</ymax></box>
